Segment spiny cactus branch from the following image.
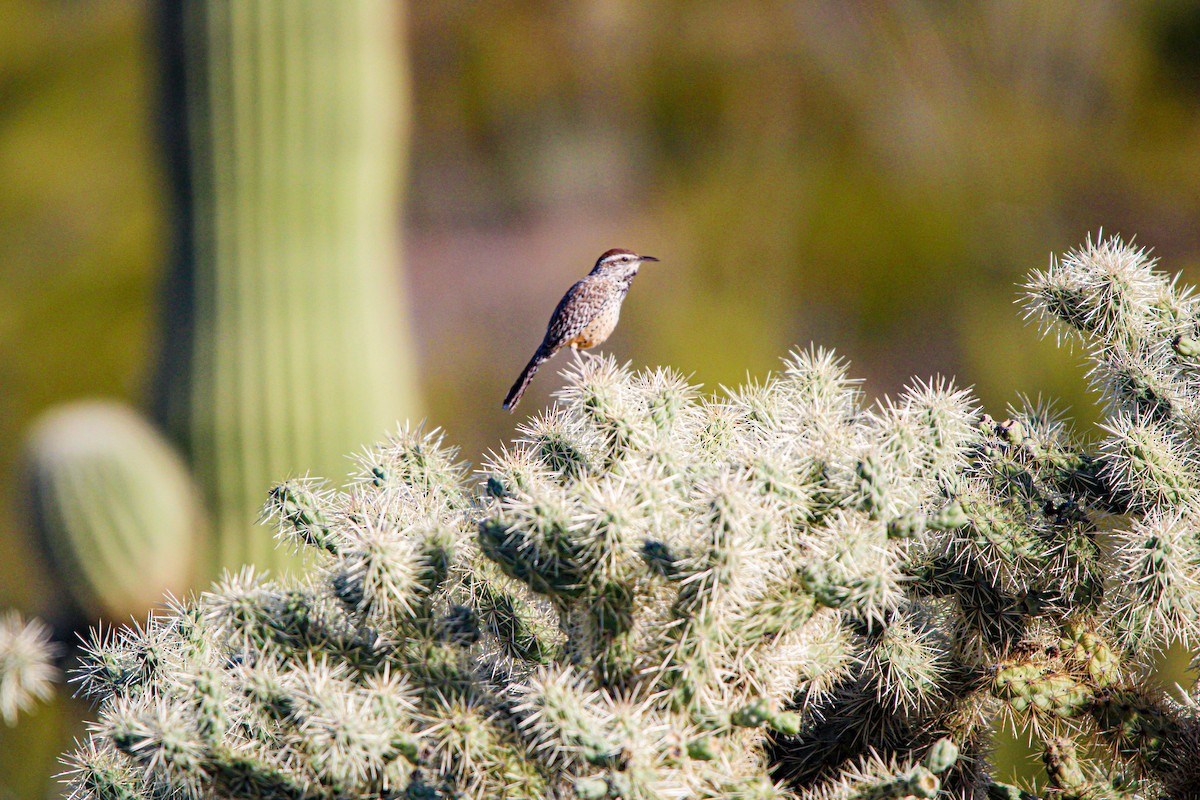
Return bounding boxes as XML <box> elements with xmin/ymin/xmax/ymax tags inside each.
<box><xmin>62</xmin><ymin>237</ymin><xmax>1200</xmax><ymax>799</ymax></box>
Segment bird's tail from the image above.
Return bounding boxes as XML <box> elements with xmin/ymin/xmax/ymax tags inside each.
<box><xmin>503</xmin><ymin>350</ymin><xmax>549</xmax><ymax>411</ymax></box>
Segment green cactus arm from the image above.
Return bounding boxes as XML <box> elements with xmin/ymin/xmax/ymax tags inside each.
<box><xmin>24</xmin><ymin>402</ymin><xmax>200</xmax><ymax>620</ymax></box>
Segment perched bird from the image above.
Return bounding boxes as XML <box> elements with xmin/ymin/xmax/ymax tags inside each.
<box><xmin>503</xmin><ymin>248</ymin><xmax>660</xmax><ymax>411</ymax></box>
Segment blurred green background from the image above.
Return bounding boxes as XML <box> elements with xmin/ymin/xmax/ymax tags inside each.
<box><xmin>3</xmin><ymin>0</ymin><xmax>1200</xmax><ymax>795</ymax></box>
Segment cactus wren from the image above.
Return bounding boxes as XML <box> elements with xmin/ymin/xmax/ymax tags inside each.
<box><xmin>503</xmin><ymin>248</ymin><xmax>660</xmax><ymax>411</ymax></box>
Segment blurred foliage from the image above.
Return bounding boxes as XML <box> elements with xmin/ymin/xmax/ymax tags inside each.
<box><xmin>5</xmin><ymin>0</ymin><xmax>1200</xmax><ymax>796</ymax></box>
<box><xmin>0</xmin><ymin>2</ymin><xmax>159</xmax><ymax>792</ymax></box>
<box><xmin>407</xmin><ymin>1</ymin><xmax>1200</xmax><ymax>453</ymax></box>
<box><xmin>0</xmin><ymin>3</ymin><xmax>160</xmax><ymax>612</ymax></box>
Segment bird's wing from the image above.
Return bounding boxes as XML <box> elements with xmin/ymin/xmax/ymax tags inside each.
<box><xmin>542</xmin><ymin>277</ymin><xmax>602</xmax><ymax>349</ymax></box>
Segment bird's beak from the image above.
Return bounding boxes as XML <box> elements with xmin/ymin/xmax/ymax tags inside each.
<box><xmin>640</xmin><ymin>255</ymin><xmax>660</xmax><ymax>263</ymax></box>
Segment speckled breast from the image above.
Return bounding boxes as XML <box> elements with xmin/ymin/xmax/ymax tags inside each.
<box><xmin>569</xmin><ymin>303</ymin><xmax>621</xmax><ymax>349</ymax></box>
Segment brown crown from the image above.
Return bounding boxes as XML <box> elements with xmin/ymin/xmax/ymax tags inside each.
<box><xmin>597</xmin><ymin>248</ymin><xmax>637</xmax><ymax>263</ymax></box>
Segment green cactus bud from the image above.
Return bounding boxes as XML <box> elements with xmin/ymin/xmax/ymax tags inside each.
<box><xmin>987</xmin><ymin>782</ymin><xmax>1036</xmax><ymax>800</ymax></box>
<box><xmin>731</xmin><ymin>698</ymin><xmax>772</xmax><ymax>729</ymax></box>
<box><xmin>263</xmin><ymin>478</ymin><xmax>340</xmax><ymax>555</ymax></box>
<box><xmin>901</xmin><ymin>768</ymin><xmax>940</xmax><ymax>799</ymax></box>
<box><xmin>997</xmin><ymin>418</ymin><xmax>1027</xmax><ymax>447</ymax></box>
<box><xmin>1061</xmin><ymin>624</ymin><xmax>1121</xmax><ymax>688</ymax></box>
<box><xmin>574</xmin><ymin>776</ymin><xmax>609</xmax><ymax>799</ymax></box>
<box><xmin>1171</xmin><ymin>334</ymin><xmax>1200</xmax><ymax>358</ymax></box>
<box><xmin>822</xmin><ymin>755</ymin><xmax>941</xmax><ymax>800</ymax></box>
<box><xmin>993</xmin><ymin>664</ymin><xmax>1094</xmax><ymax>720</ymax></box>
<box><xmin>886</xmin><ymin>514</ymin><xmax>925</xmax><ymax>539</ymax></box>
<box><xmin>922</xmin><ymin>737</ymin><xmax>959</xmax><ymax>774</ymax></box>
<box><xmin>1043</xmin><ymin>737</ymin><xmax>1088</xmax><ymax>794</ymax></box>
<box><xmin>1099</xmin><ymin>414</ymin><xmax>1194</xmax><ymax>512</ymax></box>
<box><xmin>725</xmin><ymin>699</ymin><xmax>803</xmax><ymax>735</ymax></box>
<box><xmin>60</xmin><ymin>737</ymin><xmax>145</xmax><ymax>800</ymax></box>
<box><xmin>687</xmin><ymin>737</ymin><xmax>717</xmax><ymax>760</ymax></box>
<box><xmin>927</xmin><ymin>499</ymin><xmax>968</xmax><ymax>530</ymax></box>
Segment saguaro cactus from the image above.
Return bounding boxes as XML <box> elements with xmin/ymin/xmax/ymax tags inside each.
<box><xmin>23</xmin><ymin>0</ymin><xmax>419</xmax><ymax>618</ymax></box>
<box><xmin>59</xmin><ymin>239</ymin><xmax>1200</xmax><ymax>799</ymax></box>
<box><xmin>153</xmin><ymin>0</ymin><xmax>419</xmax><ymax>569</ymax></box>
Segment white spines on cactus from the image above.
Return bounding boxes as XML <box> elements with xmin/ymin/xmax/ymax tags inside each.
<box><xmin>61</xmin><ymin>236</ymin><xmax>1200</xmax><ymax>799</ymax></box>
<box><xmin>0</xmin><ymin>611</ymin><xmax>57</xmax><ymax>726</ymax></box>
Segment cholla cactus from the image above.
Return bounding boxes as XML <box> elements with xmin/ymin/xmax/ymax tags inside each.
<box><xmin>0</xmin><ymin>611</ymin><xmax>58</xmax><ymax>725</ymax></box>
<box><xmin>64</xmin><ymin>236</ymin><xmax>1200</xmax><ymax>799</ymax></box>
